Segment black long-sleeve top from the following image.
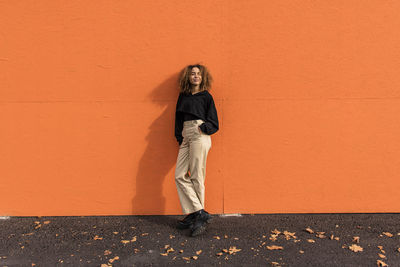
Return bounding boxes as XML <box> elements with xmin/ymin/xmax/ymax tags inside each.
<box><xmin>175</xmin><ymin>90</ymin><xmax>219</xmax><ymax>145</ymax></box>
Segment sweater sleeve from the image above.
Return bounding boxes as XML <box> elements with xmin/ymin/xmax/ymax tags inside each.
<box><xmin>199</xmin><ymin>94</ymin><xmax>219</xmax><ymax>135</ymax></box>
<box><xmin>175</xmin><ymin>94</ymin><xmax>184</xmax><ymax>145</ymax></box>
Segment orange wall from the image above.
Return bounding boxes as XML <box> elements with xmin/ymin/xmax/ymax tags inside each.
<box><xmin>1</xmin><ymin>1</ymin><xmax>400</xmax><ymax>215</ymax></box>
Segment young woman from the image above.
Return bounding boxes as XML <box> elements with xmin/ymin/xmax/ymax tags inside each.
<box><xmin>174</xmin><ymin>64</ymin><xmax>219</xmax><ymax>237</ymax></box>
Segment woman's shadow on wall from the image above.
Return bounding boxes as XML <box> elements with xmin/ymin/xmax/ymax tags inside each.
<box><xmin>131</xmin><ymin>74</ymin><xmax>180</xmax><ymax>220</ymax></box>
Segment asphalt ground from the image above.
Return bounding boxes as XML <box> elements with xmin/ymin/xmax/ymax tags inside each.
<box><xmin>1</xmin><ymin>214</ymin><xmax>400</xmax><ymax>266</ymax></box>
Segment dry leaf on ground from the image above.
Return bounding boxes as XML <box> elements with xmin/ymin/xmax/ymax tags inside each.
<box><xmin>108</xmin><ymin>256</ymin><xmax>119</xmax><ymax>263</ymax></box>
<box><xmin>305</xmin><ymin>227</ymin><xmax>314</xmax><ymax>234</ymax></box>
<box><xmin>121</xmin><ymin>240</ymin><xmax>130</xmax><ymax>244</ymax></box>
<box><xmin>266</xmin><ymin>245</ymin><xmax>283</xmax><ymax>250</ymax></box>
<box><xmin>94</xmin><ymin>235</ymin><xmax>103</xmax><ymax>240</ymax></box>
<box><xmin>113</xmin><ymin>232</ymin><xmax>118</xmax><ymax>235</ymax></box>
<box><xmin>378</xmin><ymin>254</ymin><xmax>386</xmax><ymax>259</ymax></box>
<box><xmin>377</xmin><ymin>260</ymin><xmax>388</xmax><ymax>267</ymax></box>
<box><xmin>228</xmin><ymin>246</ymin><xmax>241</xmax><ymax>254</ymax></box>
<box><xmin>182</xmin><ymin>257</ymin><xmax>190</xmax><ymax>261</ymax></box>
<box><xmin>270</xmin><ymin>234</ymin><xmax>278</xmax><ymax>241</ymax></box>
<box><xmin>352</xmin><ymin>236</ymin><xmax>360</xmax><ymax>243</ymax></box>
<box><xmin>283</xmin><ymin>231</ymin><xmax>297</xmax><ymax>240</ymax></box>
<box><xmin>216</xmin><ymin>252</ymin><xmax>223</xmax><ymax>256</ymax></box>
<box><xmin>271</xmin><ymin>229</ymin><xmax>281</xmax><ymax>235</ymax></box>
<box><xmin>196</xmin><ymin>250</ymin><xmax>202</xmax><ymax>255</ymax></box>
<box><xmin>213</xmin><ymin>236</ymin><xmax>220</xmax><ymax>240</ymax></box>
<box><xmin>307</xmin><ymin>239</ymin><xmax>315</xmax><ymax>243</ymax></box>
<box><xmin>382</xmin><ymin>232</ymin><xmax>393</xmax><ymax>237</ymax></box>
<box><xmin>104</xmin><ymin>250</ymin><xmax>112</xmax><ymax>256</ymax></box>
<box><xmin>192</xmin><ymin>256</ymin><xmax>198</xmax><ymax>260</ymax></box>
<box><xmin>349</xmin><ymin>244</ymin><xmax>363</xmax><ymax>252</ymax></box>
<box><xmin>316</xmin><ymin>233</ymin><xmax>326</xmax><ymax>239</ymax></box>
<box><xmin>160</xmin><ymin>253</ymin><xmax>168</xmax><ymax>256</ymax></box>
<box><xmin>43</xmin><ymin>221</ymin><xmax>50</xmax><ymax>225</ymax></box>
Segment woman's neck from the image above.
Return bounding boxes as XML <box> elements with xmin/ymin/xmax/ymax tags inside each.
<box><xmin>191</xmin><ymin>85</ymin><xmax>201</xmax><ymax>95</ymax></box>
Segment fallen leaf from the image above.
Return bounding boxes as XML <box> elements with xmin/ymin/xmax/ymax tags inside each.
<box><xmin>34</xmin><ymin>221</ymin><xmax>40</xmax><ymax>224</ymax></box>
<box><xmin>378</xmin><ymin>253</ymin><xmax>386</xmax><ymax>259</ymax></box>
<box><xmin>283</xmin><ymin>231</ymin><xmax>297</xmax><ymax>240</ymax></box>
<box><xmin>166</xmin><ymin>247</ymin><xmax>174</xmax><ymax>253</ymax></box>
<box><xmin>108</xmin><ymin>256</ymin><xmax>119</xmax><ymax>263</ymax></box>
<box><xmin>43</xmin><ymin>221</ymin><xmax>50</xmax><ymax>225</ymax></box>
<box><xmin>169</xmin><ymin>235</ymin><xmax>175</xmax><ymax>239</ymax></box>
<box><xmin>182</xmin><ymin>257</ymin><xmax>190</xmax><ymax>261</ymax></box>
<box><xmin>316</xmin><ymin>233</ymin><xmax>326</xmax><ymax>239</ymax></box>
<box><xmin>113</xmin><ymin>232</ymin><xmax>118</xmax><ymax>235</ymax></box>
<box><xmin>213</xmin><ymin>236</ymin><xmax>220</xmax><ymax>240</ymax></box>
<box><xmin>271</xmin><ymin>229</ymin><xmax>281</xmax><ymax>235</ymax></box>
<box><xmin>305</xmin><ymin>227</ymin><xmax>314</xmax><ymax>234</ymax></box>
<box><xmin>179</xmin><ymin>250</ymin><xmax>183</xmax><ymax>253</ymax></box>
<box><xmin>94</xmin><ymin>235</ymin><xmax>103</xmax><ymax>240</ymax></box>
<box><xmin>192</xmin><ymin>256</ymin><xmax>198</xmax><ymax>260</ymax></box>
<box><xmin>377</xmin><ymin>260</ymin><xmax>388</xmax><ymax>267</ymax></box>
<box><xmin>100</xmin><ymin>264</ymin><xmax>109</xmax><ymax>267</ymax></box>
<box><xmin>228</xmin><ymin>246</ymin><xmax>242</xmax><ymax>254</ymax></box>
<box><xmin>378</xmin><ymin>246</ymin><xmax>386</xmax><ymax>254</ymax></box>
<box><xmin>352</xmin><ymin>236</ymin><xmax>360</xmax><ymax>243</ymax></box>
<box><xmin>382</xmin><ymin>232</ymin><xmax>393</xmax><ymax>237</ymax></box>
<box><xmin>196</xmin><ymin>250</ymin><xmax>202</xmax><ymax>255</ymax></box>
<box><xmin>131</xmin><ymin>236</ymin><xmax>137</xmax><ymax>242</ymax></box>
<box><xmin>224</xmin><ymin>235</ymin><xmax>228</xmax><ymax>239</ymax></box>
<box><xmin>160</xmin><ymin>253</ymin><xmax>168</xmax><ymax>256</ymax></box>
<box><xmin>271</xmin><ymin>262</ymin><xmax>281</xmax><ymax>266</ymax></box>
<box><xmin>121</xmin><ymin>240</ymin><xmax>130</xmax><ymax>244</ymax></box>
<box><xmin>234</xmin><ymin>237</ymin><xmax>239</xmax><ymax>240</ymax></box>
<box><xmin>334</xmin><ymin>237</ymin><xmax>340</xmax><ymax>241</ymax></box>
<box><xmin>141</xmin><ymin>233</ymin><xmax>149</xmax><ymax>236</ymax></box>
<box><xmin>216</xmin><ymin>252</ymin><xmax>223</xmax><ymax>256</ymax></box>
<box><xmin>349</xmin><ymin>244</ymin><xmax>363</xmax><ymax>253</ymax></box>
<box><xmin>299</xmin><ymin>250</ymin><xmax>304</xmax><ymax>254</ymax></box>
<box><xmin>307</xmin><ymin>239</ymin><xmax>315</xmax><ymax>243</ymax></box>
<box><xmin>269</xmin><ymin>234</ymin><xmax>278</xmax><ymax>241</ymax></box>
<box><xmin>267</xmin><ymin>245</ymin><xmax>283</xmax><ymax>250</ymax></box>
<box><xmin>104</xmin><ymin>250</ymin><xmax>112</xmax><ymax>256</ymax></box>
<box><xmin>397</xmin><ymin>248</ymin><xmax>400</xmax><ymax>253</ymax></box>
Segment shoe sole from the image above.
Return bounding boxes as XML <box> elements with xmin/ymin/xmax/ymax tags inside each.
<box><xmin>191</xmin><ymin>224</ymin><xmax>207</xmax><ymax>237</ymax></box>
<box><xmin>177</xmin><ymin>216</ymin><xmax>213</xmax><ymax>230</ymax></box>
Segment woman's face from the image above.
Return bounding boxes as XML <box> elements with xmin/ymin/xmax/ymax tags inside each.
<box><xmin>189</xmin><ymin>67</ymin><xmax>202</xmax><ymax>87</ymax></box>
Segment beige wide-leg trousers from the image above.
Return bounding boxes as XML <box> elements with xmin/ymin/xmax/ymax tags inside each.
<box><xmin>175</xmin><ymin>119</ymin><xmax>212</xmax><ymax>214</ymax></box>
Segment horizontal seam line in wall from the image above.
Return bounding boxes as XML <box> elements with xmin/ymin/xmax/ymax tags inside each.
<box><xmin>226</xmin><ymin>97</ymin><xmax>400</xmax><ymax>101</ymax></box>
<box><xmin>0</xmin><ymin>100</ymin><xmax>177</xmax><ymax>104</ymax></box>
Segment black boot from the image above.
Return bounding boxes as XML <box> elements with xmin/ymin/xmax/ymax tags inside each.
<box><xmin>177</xmin><ymin>211</ymin><xmax>197</xmax><ymax>229</ymax></box>
<box><xmin>191</xmin><ymin>210</ymin><xmax>210</xmax><ymax>237</ymax></box>
<box><xmin>177</xmin><ymin>210</ymin><xmax>212</xmax><ymax>230</ymax></box>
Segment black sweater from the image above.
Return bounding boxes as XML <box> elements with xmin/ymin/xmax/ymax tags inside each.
<box><xmin>175</xmin><ymin>90</ymin><xmax>219</xmax><ymax>145</ymax></box>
